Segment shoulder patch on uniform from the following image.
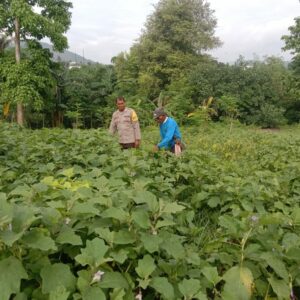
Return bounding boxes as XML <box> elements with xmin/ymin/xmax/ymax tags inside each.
<box><xmin>131</xmin><ymin>110</ymin><xmax>138</xmax><ymax>122</ymax></box>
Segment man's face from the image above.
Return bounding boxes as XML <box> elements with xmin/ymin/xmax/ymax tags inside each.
<box><xmin>116</xmin><ymin>100</ymin><xmax>126</xmax><ymax>111</ymax></box>
<box><xmin>155</xmin><ymin>115</ymin><xmax>165</xmax><ymax>124</ymax></box>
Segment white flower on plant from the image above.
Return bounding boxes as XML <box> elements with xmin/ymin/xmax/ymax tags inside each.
<box><xmin>250</xmin><ymin>215</ymin><xmax>259</xmax><ymax>222</ymax></box>
<box><xmin>64</xmin><ymin>217</ymin><xmax>71</xmax><ymax>225</ymax></box>
<box><xmin>92</xmin><ymin>270</ymin><xmax>105</xmax><ymax>283</ymax></box>
<box><xmin>8</xmin><ymin>223</ymin><xmax>12</xmax><ymax>231</ymax></box>
<box><xmin>135</xmin><ymin>289</ymin><xmax>142</xmax><ymax>300</ymax></box>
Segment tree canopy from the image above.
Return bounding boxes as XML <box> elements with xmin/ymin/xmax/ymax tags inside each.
<box><xmin>114</xmin><ymin>0</ymin><xmax>220</xmax><ymax>99</ymax></box>
<box><xmin>0</xmin><ymin>0</ymin><xmax>72</xmax><ymax>125</ymax></box>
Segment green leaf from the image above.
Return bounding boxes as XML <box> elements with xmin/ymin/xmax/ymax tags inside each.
<box><xmin>291</xmin><ymin>207</ymin><xmax>300</xmax><ymax>224</ymax></box>
<box><xmin>99</xmin><ymin>272</ymin><xmax>129</xmax><ymax>289</ymax></box>
<box><xmin>135</xmin><ymin>255</ymin><xmax>156</xmax><ymax>279</ymax></box>
<box><xmin>286</xmin><ymin>247</ymin><xmax>300</xmax><ymax>260</ymax></box>
<box><xmin>133</xmin><ymin>191</ymin><xmax>159</xmax><ymax>213</ymax></box>
<box><xmin>110</xmin><ymin>288</ymin><xmax>126</xmax><ymax>300</ymax></box>
<box><xmin>75</xmin><ymin>238</ymin><xmax>109</xmax><ymax>267</ymax></box>
<box><xmin>71</xmin><ymin>202</ymin><xmax>99</xmax><ymax>215</ymax></box>
<box><xmin>150</xmin><ymin>277</ymin><xmax>174</xmax><ymax>300</ymax></box>
<box><xmin>22</xmin><ymin>229</ymin><xmax>57</xmax><ymax>251</ymax></box>
<box><xmin>261</xmin><ymin>252</ymin><xmax>289</xmax><ymax>281</ymax></box>
<box><xmin>0</xmin><ymin>194</ymin><xmax>12</xmax><ymax>226</ymax></box>
<box><xmin>95</xmin><ymin>228</ymin><xmax>115</xmax><ymax>245</ymax></box>
<box><xmin>110</xmin><ymin>249</ymin><xmax>129</xmax><ymax>264</ymax></box>
<box><xmin>56</xmin><ymin>226</ymin><xmax>82</xmax><ymax>246</ymax></box>
<box><xmin>138</xmin><ymin>278</ymin><xmax>151</xmax><ymax>289</ymax></box>
<box><xmin>268</xmin><ymin>277</ymin><xmax>290</xmax><ymax>299</ymax></box>
<box><xmin>60</xmin><ymin>168</ymin><xmax>74</xmax><ymax>178</ymax></box>
<box><xmin>9</xmin><ymin>185</ymin><xmax>32</xmax><ymax>197</ymax></box>
<box><xmin>113</xmin><ymin>230</ymin><xmax>136</xmax><ymax>245</ymax></box>
<box><xmin>82</xmin><ymin>287</ymin><xmax>106</xmax><ymax>300</ymax></box>
<box><xmin>13</xmin><ymin>293</ymin><xmax>27</xmax><ymax>300</ymax></box>
<box><xmin>0</xmin><ymin>230</ymin><xmax>25</xmax><ymax>247</ymax></box>
<box><xmin>155</xmin><ymin>219</ymin><xmax>176</xmax><ymax>229</ymax></box>
<box><xmin>178</xmin><ymin>278</ymin><xmax>201</xmax><ymax>299</ymax></box>
<box><xmin>101</xmin><ymin>207</ymin><xmax>129</xmax><ymax>223</ymax></box>
<box><xmin>162</xmin><ymin>202</ymin><xmax>185</xmax><ymax>214</ymax></box>
<box><xmin>207</xmin><ymin>197</ymin><xmax>220</xmax><ymax>208</ymax></box>
<box><xmin>202</xmin><ymin>266</ymin><xmax>221</xmax><ymax>286</ymax></box>
<box><xmin>0</xmin><ymin>257</ymin><xmax>28</xmax><ymax>300</ymax></box>
<box><xmin>12</xmin><ymin>206</ymin><xmax>38</xmax><ymax>232</ymax></box>
<box><xmin>161</xmin><ymin>237</ymin><xmax>185</xmax><ymax>259</ymax></box>
<box><xmin>140</xmin><ymin>234</ymin><xmax>163</xmax><ymax>253</ymax></box>
<box><xmin>222</xmin><ymin>266</ymin><xmax>253</xmax><ymax>300</ymax></box>
<box><xmin>41</xmin><ymin>263</ymin><xmax>76</xmax><ymax>294</ymax></box>
<box><xmin>49</xmin><ymin>286</ymin><xmax>70</xmax><ymax>300</ymax></box>
<box><xmin>132</xmin><ymin>210</ymin><xmax>151</xmax><ymax>229</ymax></box>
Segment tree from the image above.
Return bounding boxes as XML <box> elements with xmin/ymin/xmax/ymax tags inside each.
<box><xmin>64</xmin><ymin>64</ymin><xmax>116</xmax><ymax>128</ymax></box>
<box><xmin>114</xmin><ymin>0</ymin><xmax>220</xmax><ymax>100</ymax></box>
<box><xmin>0</xmin><ymin>0</ymin><xmax>72</xmax><ymax>125</ymax></box>
<box><xmin>282</xmin><ymin>17</ymin><xmax>300</xmax><ymax>74</ymax></box>
<box><xmin>0</xmin><ymin>41</ymin><xmax>57</xmax><ymax>125</ymax></box>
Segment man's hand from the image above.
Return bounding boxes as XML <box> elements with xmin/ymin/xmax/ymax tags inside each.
<box><xmin>153</xmin><ymin>145</ymin><xmax>159</xmax><ymax>152</ymax></box>
<box><xmin>135</xmin><ymin>140</ymin><xmax>141</xmax><ymax>148</ymax></box>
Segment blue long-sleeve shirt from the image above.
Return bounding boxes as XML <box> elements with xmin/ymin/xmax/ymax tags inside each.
<box><xmin>157</xmin><ymin>117</ymin><xmax>182</xmax><ymax>149</ymax></box>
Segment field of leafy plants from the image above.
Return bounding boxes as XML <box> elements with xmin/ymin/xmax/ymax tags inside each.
<box><xmin>0</xmin><ymin>122</ymin><xmax>300</xmax><ymax>300</ymax></box>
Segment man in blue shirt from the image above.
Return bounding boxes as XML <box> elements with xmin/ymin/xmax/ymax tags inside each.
<box><xmin>153</xmin><ymin>108</ymin><xmax>183</xmax><ymax>152</ymax></box>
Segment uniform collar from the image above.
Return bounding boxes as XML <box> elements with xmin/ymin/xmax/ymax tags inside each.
<box><xmin>163</xmin><ymin>117</ymin><xmax>168</xmax><ymax>124</ymax></box>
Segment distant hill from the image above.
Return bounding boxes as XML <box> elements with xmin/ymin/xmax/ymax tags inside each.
<box><xmin>12</xmin><ymin>41</ymin><xmax>95</xmax><ymax>64</ymax></box>
<box><xmin>40</xmin><ymin>42</ymin><xmax>95</xmax><ymax>64</ymax></box>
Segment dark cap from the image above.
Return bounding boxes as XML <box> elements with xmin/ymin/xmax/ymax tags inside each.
<box><xmin>153</xmin><ymin>108</ymin><xmax>167</xmax><ymax>119</ymax></box>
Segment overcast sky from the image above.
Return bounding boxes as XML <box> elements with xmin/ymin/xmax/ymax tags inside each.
<box><xmin>66</xmin><ymin>0</ymin><xmax>300</xmax><ymax>64</ymax></box>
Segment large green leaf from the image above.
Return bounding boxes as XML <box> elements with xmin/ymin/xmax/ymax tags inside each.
<box><xmin>113</xmin><ymin>230</ymin><xmax>136</xmax><ymax>245</ymax></box>
<box><xmin>222</xmin><ymin>266</ymin><xmax>253</xmax><ymax>300</ymax></box>
<box><xmin>135</xmin><ymin>255</ymin><xmax>156</xmax><ymax>279</ymax></box>
<box><xmin>161</xmin><ymin>202</ymin><xmax>185</xmax><ymax>214</ymax></box>
<box><xmin>202</xmin><ymin>266</ymin><xmax>221</xmax><ymax>286</ymax></box>
<box><xmin>178</xmin><ymin>278</ymin><xmax>201</xmax><ymax>299</ymax></box>
<box><xmin>41</xmin><ymin>263</ymin><xmax>76</xmax><ymax>294</ymax></box>
<box><xmin>133</xmin><ymin>191</ymin><xmax>159</xmax><ymax>213</ymax></box>
<box><xmin>70</xmin><ymin>202</ymin><xmax>99</xmax><ymax>215</ymax></box>
<box><xmin>99</xmin><ymin>272</ymin><xmax>129</xmax><ymax>289</ymax></box>
<box><xmin>261</xmin><ymin>252</ymin><xmax>289</xmax><ymax>281</ymax></box>
<box><xmin>22</xmin><ymin>228</ymin><xmax>57</xmax><ymax>251</ymax></box>
<box><xmin>0</xmin><ymin>257</ymin><xmax>28</xmax><ymax>300</ymax></box>
<box><xmin>268</xmin><ymin>277</ymin><xmax>290</xmax><ymax>299</ymax></box>
<box><xmin>110</xmin><ymin>288</ymin><xmax>126</xmax><ymax>300</ymax></box>
<box><xmin>161</xmin><ymin>236</ymin><xmax>185</xmax><ymax>259</ymax></box>
<box><xmin>131</xmin><ymin>210</ymin><xmax>151</xmax><ymax>229</ymax></box>
<box><xmin>101</xmin><ymin>207</ymin><xmax>129</xmax><ymax>223</ymax></box>
<box><xmin>82</xmin><ymin>287</ymin><xmax>106</xmax><ymax>300</ymax></box>
<box><xmin>56</xmin><ymin>226</ymin><xmax>82</xmax><ymax>246</ymax></box>
<box><xmin>49</xmin><ymin>286</ymin><xmax>70</xmax><ymax>300</ymax></box>
<box><xmin>150</xmin><ymin>277</ymin><xmax>174</xmax><ymax>300</ymax></box>
<box><xmin>75</xmin><ymin>238</ymin><xmax>109</xmax><ymax>267</ymax></box>
<box><xmin>140</xmin><ymin>233</ymin><xmax>163</xmax><ymax>253</ymax></box>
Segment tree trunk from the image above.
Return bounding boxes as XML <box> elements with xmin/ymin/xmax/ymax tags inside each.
<box><xmin>14</xmin><ymin>17</ymin><xmax>24</xmax><ymax>126</ymax></box>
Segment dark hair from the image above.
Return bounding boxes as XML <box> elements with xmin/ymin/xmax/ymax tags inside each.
<box><xmin>116</xmin><ymin>96</ymin><xmax>125</xmax><ymax>103</ymax></box>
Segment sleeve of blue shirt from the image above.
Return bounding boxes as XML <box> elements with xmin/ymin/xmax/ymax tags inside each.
<box><xmin>157</xmin><ymin>120</ymin><xmax>176</xmax><ymax>149</ymax></box>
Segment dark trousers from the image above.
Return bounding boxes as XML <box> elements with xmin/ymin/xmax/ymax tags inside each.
<box><xmin>120</xmin><ymin>143</ymin><xmax>135</xmax><ymax>150</ymax></box>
